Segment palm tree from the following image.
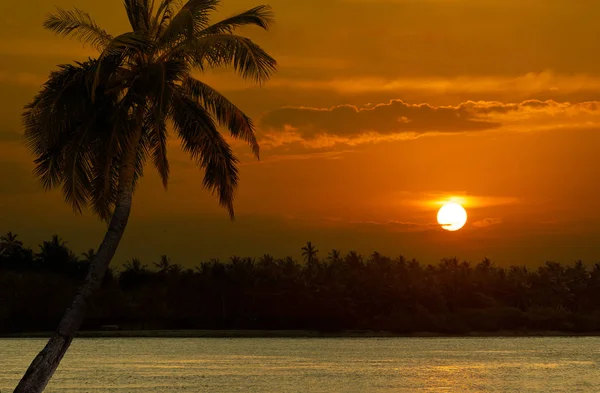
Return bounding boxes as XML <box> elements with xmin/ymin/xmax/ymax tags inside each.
<box><xmin>36</xmin><ymin>235</ymin><xmax>78</xmax><ymax>266</ymax></box>
<box><xmin>154</xmin><ymin>254</ymin><xmax>172</xmax><ymax>274</ymax></box>
<box><xmin>301</xmin><ymin>241</ymin><xmax>318</xmax><ymax>264</ymax></box>
<box><xmin>81</xmin><ymin>248</ymin><xmax>96</xmax><ymax>263</ymax></box>
<box><xmin>327</xmin><ymin>249</ymin><xmax>341</xmax><ymax>263</ymax></box>
<box><xmin>16</xmin><ymin>1</ymin><xmax>276</xmax><ymax>391</ymax></box>
<box><xmin>370</xmin><ymin>251</ymin><xmax>382</xmax><ymax>263</ymax></box>
<box><xmin>0</xmin><ymin>231</ymin><xmax>24</xmax><ymax>257</ymax></box>
<box><xmin>259</xmin><ymin>253</ymin><xmax>274</xmax><ymax>264</ymax></box>
<box><xmin>123</xmin><ymin>257</ymin><xmax>148</xmax><ymax>274</ymax></box>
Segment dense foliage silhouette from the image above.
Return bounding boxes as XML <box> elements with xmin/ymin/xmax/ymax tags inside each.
<box><xmin>3</xmin><ymin>233</ymin><xmax>600</xmax><ymax>335</ymax></box>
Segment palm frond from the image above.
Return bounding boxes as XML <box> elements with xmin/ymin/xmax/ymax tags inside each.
<box><xmin>89</xmin><ymin>132</ymin><xmax>120</xmax><ymax>221</ymax></box>
<box><xmin>23</xmin><ymin>62</ymin><xmax>100</xmax><ymax>194</ymax></box>
<box><xmin>23</xmin><ymin>59</ymin><xmax>132</xmax><ymax>219</ymax></box>
<box><xmin>199</xmin><ymin>5</ymin><xmax>274</xmax><ymax>35</ymax></box>
<box><xmin>62</xmin><ymin>137</ymin><xmax>93</xmax><ymax>213</ymax></box>
<box><xmin>158</xmin><ymin>0</ymin><xmax>220</xmax><ymax>48</ymax></box>
<box><xmin>44</xmin><ymin>7</ymin><xmax>113</xmax><ymax>51</ymax></box>
<box><xmin>132</xmin><ymin>124</ymin><xmax>151</xmax><ymax>192</ymax></box>
<box><xmin>96</xmin><ymin>32</ymin><xmax>152</xmax><ymax>60</ymax></box>
<box><xmin>172</xmin><ymin>34</ymin><xmax>276</xmax><ymax>84</ymax></box>
<box><xmin>124</xmin><ymin>0</ymin><xmax>152</xmax><ymax>33</ymax></box>
<box><xmin>182</xmin><ymin>75</ymin><xmax>259</xmax><ymax>157</ymax></box>
<box><xmin>141</xmin><ymin>60</ymin><xmax>173</xmax><ymax>190</ymax></box>
<box><xmin>170</xmin><ymin>89</ymin><xmax>239</xmax><ymax>219</ymax></box>
<box><xmin>151</xmin><ymin>0</ymin><xmax>179</xmax><ymax>38</ymax></box>
<box><xmin>23</xmin><ymin>63</ymin><xmax>95</xmax><ymax>155</ymax></box>
<box><xmin>140</xmin><ymin>60</ymin><xmax>181</xmax><ymax>189</ymax></box>
<box><xmin>146</xmin><ymin>110</ymin><xmax>170</xmax><ymax>188</ymax></box>
<box><xmin>31</xmin><ymin>144</ymin><xmax>67</xmax><ymax>191</ymax></box>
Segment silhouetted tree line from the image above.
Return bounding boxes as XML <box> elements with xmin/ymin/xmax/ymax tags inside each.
<box><xmin>2</xmin><ymin>232</ymin><xmax>600</xmax><ymax>334</ymax></box>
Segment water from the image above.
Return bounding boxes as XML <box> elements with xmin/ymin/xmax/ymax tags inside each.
<box><xmin>1</xmin><ymin>337</ymin><xmax>599</xmax><ymax>392</ymax></box>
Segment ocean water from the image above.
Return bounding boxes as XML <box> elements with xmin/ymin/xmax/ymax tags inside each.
<box><xmin>1</xmin><ymin>337</ymin><xmax>599</xmax><ymax>392</ymax></box>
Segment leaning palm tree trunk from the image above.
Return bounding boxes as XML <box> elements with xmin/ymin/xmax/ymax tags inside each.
<box><xmin>14</xmin><ymin>131</ymin><xmax>141</xmax><ymax>393</ymax></box>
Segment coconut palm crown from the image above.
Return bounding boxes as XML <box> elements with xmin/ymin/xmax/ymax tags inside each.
<box><xmin>24</xmin><ymin>0</ymin><xmax>277</xmax><ymax>220</ymax></box>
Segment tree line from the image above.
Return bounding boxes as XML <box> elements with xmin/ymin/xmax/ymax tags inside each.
<box><xmin>2</xmin><ymin>232</ymin><xmax>600</xmax><ymax>334</ymax></box>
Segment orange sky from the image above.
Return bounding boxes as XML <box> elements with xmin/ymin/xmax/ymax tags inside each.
<box><xmin>1</xmin><ymin>0</ymin><xmax>600</xmax><ymax>266</ymax></box>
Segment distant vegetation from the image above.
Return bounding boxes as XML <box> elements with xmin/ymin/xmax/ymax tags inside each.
<box><xmin>2</xmin><ymin>231</ymin><xmax>600</xmax><ymax>334</ymax></box>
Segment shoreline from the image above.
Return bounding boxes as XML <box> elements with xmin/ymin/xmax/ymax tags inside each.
<box><xmin>3</xmin><ymin>329</ymin><xmax>600</xmax><ymax>339</ymax></box>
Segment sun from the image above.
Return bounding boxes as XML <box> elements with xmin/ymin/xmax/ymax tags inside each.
<box><xmin>437</xmin><ymin>203</ymin><xmax>467</xmax><ymax>231</ymax></box>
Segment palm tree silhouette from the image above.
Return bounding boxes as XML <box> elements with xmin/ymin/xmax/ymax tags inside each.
<box><xmin>36</xmin><ymin>235</ymin><xmax>78</xmax><ymax>266</ymax></box>
<box><xmin>81</xmin><ymin>248</ymin><xmax>96</xmax><ymax>263</ymax></box>
<box><xmin>123</xmin><ymin>257</ymin><xmax>147</xmax><ymax>274</ymax></box>
<box><xmin>154</xmin><ymin>254</ymin><xmax>172</xmax><ymax>274</ymax></box>
<box><xmin>327</xmin><ymin>249</ymin><xmax>341</xmax><ymax>263</ymax></box>
<box><xmin>16</xmin><ymin>1</ymin><xmax>276</xmax><ymax>391</ymax></box>
<box><xmin>301</xmin><ymin>241</ymin><xmax>318</xmax><ymax>264</ymax></box>
<box><xmin>0</xmin><ymin>231</ymin><xmax>23</xmax><ymax>257</ymax></box>
<box><xmin>260</xmin><ymin>254</ymin><xmax>275</xmax><ymax>264</ymax></box>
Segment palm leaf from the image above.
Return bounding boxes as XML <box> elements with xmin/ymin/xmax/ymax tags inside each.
<box><xmin>150</xmin><ymin>117</ymin><xmax>170</xmax><ymax>189</ymax></box>
<box><xmin>23</xmin><ymin>59</ymin><xmax>135</xmax><ymax>220</ymax></box>
<box><xmin>182</xmin><ymin>75</ymin><xmax>259</xmax><ymax>157</ymax></box>
<box><xmin>124</xmin><ymin>0</ymin><xmax>152</xmax><ymax>33</ymax></box>
<box><xmin>170</xmin><ymin>89</ymin><xmax>239</xmax><ymax>219</ymax></box>
<box><xmin>89</xmin><ymin>132</ymin><xmax>121</xmax><ymax>221</ymax></box>
<box><xmin>132</xmin><ymin>124</ymin><xmax>151</xmax><ymax>192</ymax></box>
<box><xmin>171</xmin><ymin>34</ymin><xmax>276</xmax><ymax>83</ymax></box>
<box><xmin>23</xmin><ymin>61</ymin><xmax>100</xmax><ymax>193</ymax></box>
<box><xmin>158</xmin><ymin>0</ymin><xmax>220</xmax><ymax>48</ymax></box>
<box><xmin>44</xmin><ymin>7</ymin><xmax>113</xmax><ymax>51</ymax></box>
<box><xmin>152</xmin><ymin>0</ymin><xmax>180</xmax><ymax>37</ymax></box>
<box><xmin>199</xmin><ymin>5</ymin><xmax>274</xmax><ymax>35</ymax></box>
<box><xmin>23</xmin><ymin>63</ymin><xmax>94</xmax><ymax>155</ymax></box>
<box><xmin>144</xmin><ymin>105</ymin><xmax>170</xmax><ymax>188</ymax></box>
<box><xmin>62</xmin><ymin>138</ymin><xmax>93</xmax><ymax>213</ymax></box>
<box><xmin>31</xmin><ymin>144</ymin><xmax>67</xmax><ymax>191</ymax></box>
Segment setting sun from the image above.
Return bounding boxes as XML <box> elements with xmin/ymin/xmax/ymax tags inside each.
<box><xmin>437</xmin><ymin>203</ymin><xmax>468</xmax><ymax>231</ymax></box>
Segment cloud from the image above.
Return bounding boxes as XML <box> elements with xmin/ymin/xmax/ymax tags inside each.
<box><xmin>261</xmin><ymin>100</ymin><xmax>501</xmax><ymax>140</ymax></box>
<box><xmin>472</xmin><ymin>218</ymin><xmax>503</xmax><ymax>228</ymax></box>
<box><xmin>242</xmin><ymin>149</ymin><xmax>353</xmax><ymax>164</ymax></box>
<box><xmin>412</xmin><ymin>193</ymin><xmax>520</xmax><ymax>209</ymax></box>
<box><xmin>259</xmin><ymin>99</ymin><xmax>600</xmax><ymax>150</ymax></box>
